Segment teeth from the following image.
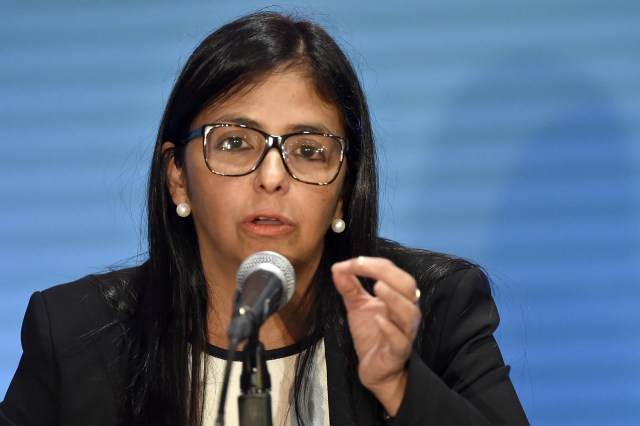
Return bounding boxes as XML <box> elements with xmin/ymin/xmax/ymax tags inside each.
<box><xmin>254</xmin><ymin>217</ymin><xmax>280</xmax><ymax>222</ymax></box>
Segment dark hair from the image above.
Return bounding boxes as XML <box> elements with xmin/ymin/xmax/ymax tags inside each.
<box><xmin>107</xmin><ymin>11</ymin><xmax>474</xmax><ymax>426</ymax></box>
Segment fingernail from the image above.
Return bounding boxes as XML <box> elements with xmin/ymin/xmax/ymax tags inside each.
<box><xmin>331</xmin><ymin>261</ymin><xmax>348</xmax><ymax>271</ymax></box>
<box><xmin>373</xmin><ymin>281</ymin><xmax>387</xmax><ymax>294</ymax></box>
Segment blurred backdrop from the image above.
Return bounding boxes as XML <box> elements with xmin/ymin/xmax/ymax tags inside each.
<box><xmin>1</xmin><ymin>1</ymin><xmax>639</xmax><ymax>424</ymax></box>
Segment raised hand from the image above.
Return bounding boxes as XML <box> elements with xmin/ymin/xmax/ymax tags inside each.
<box><xmin>331</xmin><ymin>256</ymin><xmax>421</xmax><ymax>415</ymax></box>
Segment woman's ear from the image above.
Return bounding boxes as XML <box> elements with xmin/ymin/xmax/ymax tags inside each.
<box><xmin>163</xmin><ymin>142</ymin><xmax>189</xmax><ymax>206</ymax></box>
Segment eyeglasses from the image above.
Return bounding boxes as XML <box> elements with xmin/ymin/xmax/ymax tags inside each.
<box><xmin>182</xmin><ymin>123</ymin><xmax>348</xmax><ymax>185</ymax></box>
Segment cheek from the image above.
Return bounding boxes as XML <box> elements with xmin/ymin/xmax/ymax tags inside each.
<box><xmin>186</xmin><ymin>173</ymin><xmax>237</xmax><ymax>213</ymax></box>
<box><xmin>310</xmin><ymin>189</ymin><xmax>342</xmax><ymax>225</ymax></box>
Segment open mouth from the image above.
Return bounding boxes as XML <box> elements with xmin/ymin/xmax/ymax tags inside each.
<box><xmin>243</xmin><ymin>215</ymin><xmax>294</xmax><ymax>236</ymax></box>
<box><xmin>252</xmin><ymin>216</ymin><xmax>284</xmax><ymax>225</ymax></box>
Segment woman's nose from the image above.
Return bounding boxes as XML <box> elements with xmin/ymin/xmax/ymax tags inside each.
<box><xmin>253</xmin><ymin>148</ymin><xmax>289</xmax><ymax>193</ymax></box>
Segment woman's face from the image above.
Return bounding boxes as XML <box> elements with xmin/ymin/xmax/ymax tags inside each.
<box><xmin>167</xmin><ymin>69</ymin><xmax>347</xmax><ymax>283</ymax></box>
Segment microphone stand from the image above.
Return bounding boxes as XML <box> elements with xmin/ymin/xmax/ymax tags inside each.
<box><xmin>238</xmin><ymin>331</ymin><xmax>273</xmax><ymax>426</ymax></box>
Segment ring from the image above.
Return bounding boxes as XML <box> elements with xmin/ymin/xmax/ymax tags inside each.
<box><xmin>414</xmin><ymin>288</ymin><xmax>421</xmax><ymax>304</ymax></box>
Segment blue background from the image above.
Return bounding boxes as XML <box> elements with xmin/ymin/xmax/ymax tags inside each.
<box><xmin>1</xmin><ymin>1</ymin><xmax>639</xmax><ymax>424</ymax></box>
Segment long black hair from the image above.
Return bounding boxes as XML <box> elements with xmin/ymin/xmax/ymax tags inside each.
<box><xmin>105</xmin><ymin>11</ymin><xmax>474</xmax><ymax>425</ymax></box>
<box><xmin>104</xmin><ymin>11</ymin><xmax>379</xmax><ymax>425</ymax></box>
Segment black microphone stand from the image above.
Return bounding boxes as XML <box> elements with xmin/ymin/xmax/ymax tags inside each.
<box><xmin>238</xmin><ymin>331</ymin><xmax>273</xmax><ymax>426</ymax></box>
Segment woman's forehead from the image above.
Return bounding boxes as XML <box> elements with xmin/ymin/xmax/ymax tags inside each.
<box><xmin>190</xmin><ymin>68</ymin><xmax>343</xmax><ymax>134</ymax></box>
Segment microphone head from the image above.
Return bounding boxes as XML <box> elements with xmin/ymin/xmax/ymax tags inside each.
<box><xmin>236</xmin><ymin>251</ymin><xmax>296</xmax><ymax>309</ymax></box>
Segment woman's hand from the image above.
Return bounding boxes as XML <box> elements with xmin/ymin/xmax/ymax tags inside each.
<box><xmin>331</xmin><ymin>256</ymin><xmax>421</xmax><ymax>416</ymax></box>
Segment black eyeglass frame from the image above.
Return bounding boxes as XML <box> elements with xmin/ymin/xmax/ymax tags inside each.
<box><xmin>181</xmin><ymin>123</ymin><xmax>349</xmax><ymax>186</ymax></box>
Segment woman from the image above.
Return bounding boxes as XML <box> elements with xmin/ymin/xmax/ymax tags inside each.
<box><xmin>0</xmin><ymin>11</ymin><xmax>528</xmax><ymax>426</ymax></box>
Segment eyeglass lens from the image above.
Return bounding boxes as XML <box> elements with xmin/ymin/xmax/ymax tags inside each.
<box><xmin>203</xmin><ymin>125</ymin><xmax>344</xmax><ymax>184</ymax></box>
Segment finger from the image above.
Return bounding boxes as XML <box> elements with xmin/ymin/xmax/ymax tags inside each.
<box><xmin>374</xmin><ymin>281</ymin><xmax>421</xmax><ymax>337</ymax></box>
<box><xmin>332</xmin><ymin>264</ymin><xmax>371</xmax><ymax>311</ymax></box>
<box><xmin>374</xmin><ymin>314</ymin><xmax>413</xmax><ymax>358</ymax></box>
<box><xmin>333</xmin><ymin>257</ymin><xmax>416</xmax><ymax>301</ymax></box>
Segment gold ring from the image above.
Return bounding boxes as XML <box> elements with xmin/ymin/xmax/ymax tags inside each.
<box><xmin>414</xmin><ymin>288</ymin><xmax>421</xmax><ymax>304</ymax></box>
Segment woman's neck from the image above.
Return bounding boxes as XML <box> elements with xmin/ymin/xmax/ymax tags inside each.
<box><xmin>204</xmin><ymin>264</ymin><xmax>315</xmax><ymax>351</ymax></box>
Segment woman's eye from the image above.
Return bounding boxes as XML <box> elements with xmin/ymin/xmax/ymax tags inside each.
<box><xmin>220</xmin><ymin>136</ymin><xmax>249</xmax><ymax>151</ymax></box>
<box><xmin>292</xmin><ymin>143</ymin><xmax>326</xmax><ymax>161</ymax></box>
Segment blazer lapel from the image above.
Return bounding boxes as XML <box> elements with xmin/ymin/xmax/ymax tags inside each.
<box><xmin>90</xmin><ymin>321</ymin><xmax>127</xmax><ymax>396</ymax></box>
<box><xmin>324</xmin><ymin>331</ymin><xmax>381</xmax><ymax>425</ymax></box>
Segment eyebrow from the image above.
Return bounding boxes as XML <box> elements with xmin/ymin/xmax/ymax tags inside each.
<box><xmin>213</xmin><ymin>115</ymin><xmax>337</xmax><ymax>135</ymax></box>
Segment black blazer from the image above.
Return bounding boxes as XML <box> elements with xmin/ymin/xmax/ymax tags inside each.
<box><xmin>1</xmin><ymin>251</ymin><xmax>528</xmax><ymax>425</ymax></box>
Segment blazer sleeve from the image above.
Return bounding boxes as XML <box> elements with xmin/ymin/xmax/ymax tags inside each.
<box><xmin>390</xmin><ymin>268</ymin><xmax>529</xmax><ymax>425</ymax></box>
<box><xmin>1</xmin><ymin>276</ymin><xmax>123</xmax><ymax>426</ymax></box>
<box><xmin>0</xmin><ymin>292</ymin><xmax>58</xmax><ymax>425</ymax></box>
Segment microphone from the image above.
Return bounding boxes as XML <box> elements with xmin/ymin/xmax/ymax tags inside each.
<box><xmin>227</xmin><ymin>251</ymin><xmax>296</xmax><ymax>343</ymax></box>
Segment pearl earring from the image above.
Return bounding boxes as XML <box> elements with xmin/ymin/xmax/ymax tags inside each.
<box><xmin>176</xmin><ymin>202</ymin><xmax>191</xmax><ymax>218</ymax></box>
<box><xmin>331</xmin><ymin>218</ymin><xmax>346</xmax><ymax>233</ymax></box>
